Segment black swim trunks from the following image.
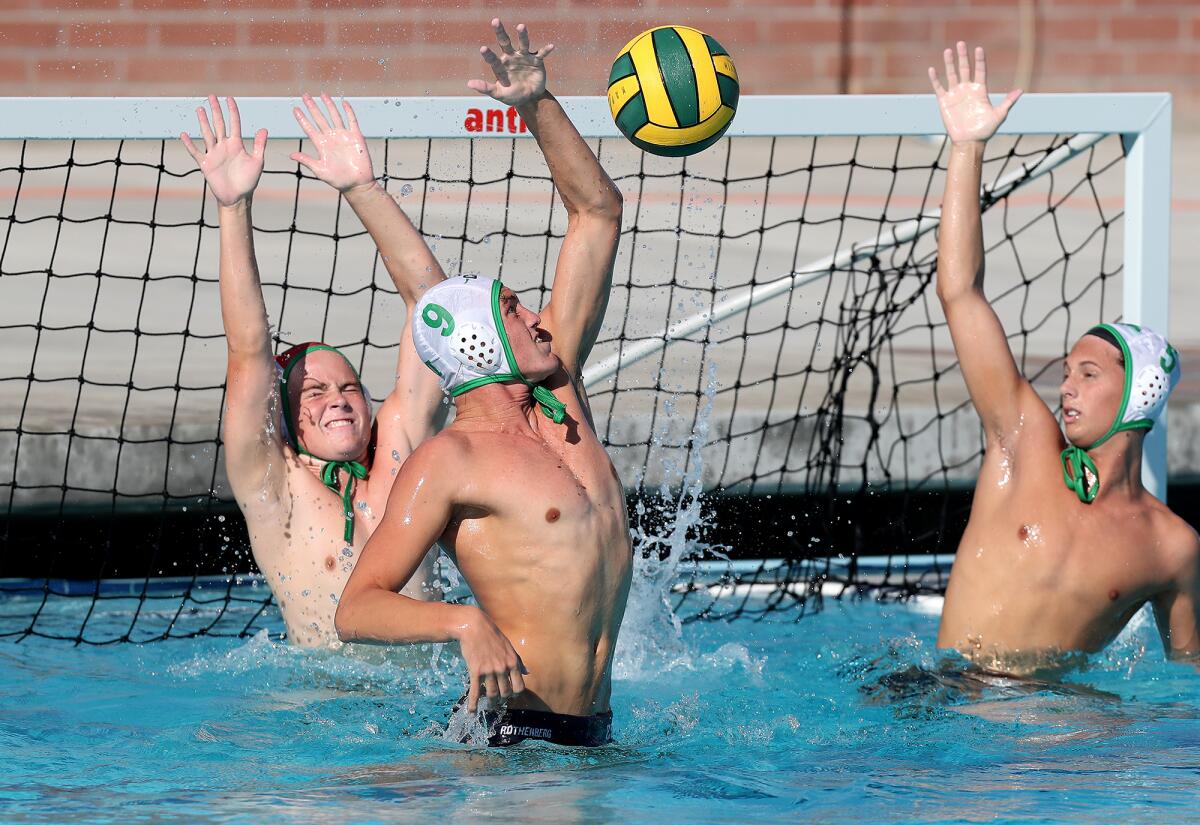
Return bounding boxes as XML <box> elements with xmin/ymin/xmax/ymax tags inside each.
<box><xmin>485</xmin><ymin>706</ymin><xmax>613</xmax><ymax>747</ymax></box>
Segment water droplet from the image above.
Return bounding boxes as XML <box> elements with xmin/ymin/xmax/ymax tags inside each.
<box><xmin>400</xmin><ymin>183</ymin><xmax>413</xmax><ymax>196</ymax></box>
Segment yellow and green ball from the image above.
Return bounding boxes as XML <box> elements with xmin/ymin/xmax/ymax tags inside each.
<box><xmin>607</xmin><ymin>25</ymin><xmax>740</xmax><ymax>158</ymax></box>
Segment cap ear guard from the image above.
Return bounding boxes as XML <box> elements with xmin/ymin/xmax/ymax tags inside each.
<box><xmin>1130</xmin><ymin>364</ymin><xmax>1169</xmax><ymax>415</ymax></box>
<box><xmin>450</xmin><ymin>322</ymin><xmax>502</xmax><ymax>374</ymax></box>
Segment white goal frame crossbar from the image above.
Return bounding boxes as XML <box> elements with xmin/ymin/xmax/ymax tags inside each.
<box><xmin>0</xmin><ymin>93</ymin><xmax>1172</xmax><ymax>496</ymax></box>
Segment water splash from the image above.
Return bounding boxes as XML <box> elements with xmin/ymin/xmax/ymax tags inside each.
<box><xmin>439</xmin><ymin>701</ymin><xmax>491</xmax><ymax>747</ymax></box>
<box><xmin>615</xmin><ymin>358</ymin><xmax>728</xmax><ymax>680</ymax></box>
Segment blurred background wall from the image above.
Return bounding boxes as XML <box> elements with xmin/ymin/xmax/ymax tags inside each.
<box><xmin>0</xmin><ymin>0</ymin><xmax>1195</xmax><ymax>125</ymax></box>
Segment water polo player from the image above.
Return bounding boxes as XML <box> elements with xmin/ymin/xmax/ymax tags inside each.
<box><xmin>335</xmin><ymin>19</ymin><xmax>632</xmax><ymax>748</ymax></box>
<box><xmin>180</xmin><ymin>92</ymin><xmax>446</xmax><ymax>647</ymax></box>
<box><xmin>928</xmin><ymin>43</ymin><xmax>1200</xmax><ymax>670</ymax></box>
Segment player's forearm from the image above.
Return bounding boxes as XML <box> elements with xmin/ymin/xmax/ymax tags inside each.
<box><xmin>217</xmin><ymin>201</ymin><xmax>273</xmax><ymax>359</ymax></box>
<box><xmin>334</xmin><ymin>588</ymin><xmax>478</xmax><ymax>645</ymax></box>
<box><xmin>342</xmin><ymin>181</ymin><xmax>444</xmax><ymax>305</ymax></box>
<box><xmin>936</xmin><ymin>141</ymin><xmax>986</xmax><ymax>305</ymax></box>
<box><xmin>517</xmin><ymin>92</ymin><xmax>622</xmax><ymax>219</ymax></box>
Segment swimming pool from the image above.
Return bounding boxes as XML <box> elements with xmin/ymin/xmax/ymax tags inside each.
<box><xmin>4</xmin><ymin>584</ymin><xmax>1199</xmax><ymax>825</ymax></box>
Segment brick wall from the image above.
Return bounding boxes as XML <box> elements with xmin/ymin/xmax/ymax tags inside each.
<box><xmin>0</xmin><ymin>0</ymin><xmax>1196</xmax><ymax>123</ymax></box>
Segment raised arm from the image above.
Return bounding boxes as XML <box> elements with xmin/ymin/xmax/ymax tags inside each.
<box><xmin>931</xmin><ymin>43</ymin><xmax>1027</xmax><ymax>439</ymax></box>
<box><xmin>290</xmin><ymin>93</ymin><xmax>447</xmax><ymax>451</ymax></box>
<box><xmin>335</xmin><ymin>440</ymin><xmax>524</xmax><ymax>712</ymax></box>
<box><xmin>468</xmin><ymin>19</ymin><xmax>623</xmax><ymax>374</ymax></box>
<box><xmin>290</xmin><ymin>94</ymin><xmax>446</xmax><ymax>307</ymax></box>
<box><xmin>180</xmin><ymin>97</ymin><xmax>284</xmax><ymax>502</ymax></box>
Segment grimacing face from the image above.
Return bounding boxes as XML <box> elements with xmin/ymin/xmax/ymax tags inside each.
<box><xmin>1060</xmin><ymin>334</ymin><xmax>1124</xmax><ymax>446</ymax></box>
<box><xmin>498</xmin><ymin>286</ymin><xmax>559</xmax><ymax>382</ymax></box>
<box><xmin>287</xmin><ymin>350</ymin><xmax>372</xmax><ymax>461</ymax></box>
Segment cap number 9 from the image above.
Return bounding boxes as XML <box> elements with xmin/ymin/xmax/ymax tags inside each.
<box><xmin>422</xmin><ymin>304</ymin><xmax>455</xmax><ymax>337</ymax></box>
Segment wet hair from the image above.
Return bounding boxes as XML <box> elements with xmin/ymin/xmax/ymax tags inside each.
<box><xmin>1084</xmin><ymin>327</ymin><xmax>1124</xmax><ymax>367</ymax></box>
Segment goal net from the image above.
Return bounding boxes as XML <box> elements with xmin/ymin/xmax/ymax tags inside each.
<box><xmin>0</xmin><ymin>95</ymin><xmax>1172</xmax><ymax>642</ymax></box>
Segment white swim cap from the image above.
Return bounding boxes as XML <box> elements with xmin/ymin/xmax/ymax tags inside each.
<box><xmin>412</xmin><ymin>275</ymin><xmax>566</xmax><ymax>423</ymax></box>
<box><xmin>1083</xmin><ymin>322</ymin><xmax>1179</xmax><ymax>442</ymax></box>
<box><xmin>1061</xmin><ymin>322</ymin><xmax>1180</xmax><ymax>502</ymax></box>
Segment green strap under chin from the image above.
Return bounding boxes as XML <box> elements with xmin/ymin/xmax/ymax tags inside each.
<box><xmin>532</xmin><ymin>385</ymin><xmax>567</xmax><ymax>424</ymax></box>
<box><xmin>320</xmin><ymin>460</ymin><xmax>369</xmax><ymax>543</ymax></box>
<box><xmin>1060</xmin><ymin>445</ymin><xmax>1099</xmax><ymax>504</ymax></box>
<box><xmin>483</xmin><ymin>279</ymin><xmax>567</xmax><ymax>425</ymax></box>
<box><xmin>1059</xmin><ymin>419</ymin><xmax>1154</xmax><ymax>504</ymax></box>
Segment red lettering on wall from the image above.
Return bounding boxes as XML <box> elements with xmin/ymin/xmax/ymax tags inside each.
<box><xmin>464</xmin><ymin>106</ymin><xmax>528</xmax><ymax>134</ymax></box>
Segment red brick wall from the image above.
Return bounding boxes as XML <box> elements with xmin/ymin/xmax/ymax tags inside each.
<box><xmin>1</xmin><ymin>0</ymin><xmax>1196</xmax><ymax>122</ymax></box>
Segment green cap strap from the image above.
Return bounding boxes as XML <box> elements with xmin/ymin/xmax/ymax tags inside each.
<box><xmin>532</xmin><ymin>385</ymin><xmax>567</xmax><ymax>424</ymax></box>
<box><xmin>320</xmin><ymin>460</ymin><xmax>369</xmax><ymax>543</ymax></box>
<box><xmin>487</xmin><ymin>279</ymin><xmax>568</xmax><ymax>426</ymax></box>
<box><xmin>1060</xmin><ymin>445</ymin><xmax>1099</xmax><ymax>504</ymax></box>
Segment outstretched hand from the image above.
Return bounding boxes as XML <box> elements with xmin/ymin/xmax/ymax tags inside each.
<box><xmin>180</xmin><ymin>95</ymin><xmax>267</xmax><ymax>207</ymax></box>
<box><xmin>467</xmin><ymin>18</ymin><xmax>554</xmax><ymax>108</ymax></box>
<box><xmin>929</xmin><ymin>42</ymin><xmax>1021</xmax><ymax>144</ymax></box>
<box><xmin>290</xmin><ymin>93</ymin><xmax>376</xmax><ymax>193</ymax></box>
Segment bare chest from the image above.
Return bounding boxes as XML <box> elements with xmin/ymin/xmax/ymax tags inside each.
<box><xmin>959</xmin><ymin>494</ymin><xmax>1163</xmax><ymax>605</ymax></box>
<box><xmin>445</xmin><ymin>432</ymin><xmax>629</xmax><ymax>574</ymax></box>
<box><xmin>246</xmin><ymin>465</ymin><xmax>391</xmax><ymax>595</ymax></box>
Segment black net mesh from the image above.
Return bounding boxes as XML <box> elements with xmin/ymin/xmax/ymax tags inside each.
<box><xmin>0</xmin><ymin>128</ymin><xmax>1125</xmax><ymax>642</ymax></box>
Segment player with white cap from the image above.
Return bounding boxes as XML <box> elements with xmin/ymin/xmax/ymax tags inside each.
<box><xmin>928</xmin><ymin>42</ymin><xmax>1199</xmax><ymax>672</ymax></box>
<box><xmin>336</xmin><ymin>19</ymin><xmax>631</xmax><ymax>748</ymax></box>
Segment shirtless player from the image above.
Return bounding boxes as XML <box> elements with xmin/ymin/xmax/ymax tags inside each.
<box><xmin>335</xmin><ymin>20</ymin><xmax>630</xmax><ymax>747</ymax></box>
<box><xmin>929</xmin><ymin>42</ymin><xmax>1200</xmax><ymax>672</ymax></box>
<box><xmin>181</xmin><ymin>93</ymin><xmax>445</xmax><ymax>647</ymax></box>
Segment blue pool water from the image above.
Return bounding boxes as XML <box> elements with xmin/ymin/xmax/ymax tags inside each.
<box><xmin>4</xmin><ymin>588</ymin><xmax>1200</xmax><ymax>824</ymax></box>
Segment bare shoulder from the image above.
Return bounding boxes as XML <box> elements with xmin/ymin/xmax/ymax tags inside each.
<box><xmin>1152</xmin><ymin>502</ymin><xmax>1200</xmax><ymax>583</ymax></box>
<box><xmin>401</xmin><ymin>426</ymin><xmax>473</xmax><ymax>472</ymax></box>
